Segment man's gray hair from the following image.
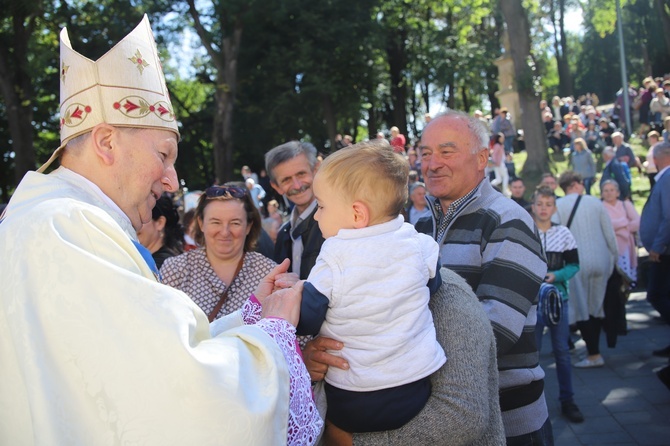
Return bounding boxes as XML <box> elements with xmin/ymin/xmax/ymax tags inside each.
<box><xmin>602</xmin><ymin>146</ymin><xmax>615</xmax><ymax>159</ymax></box>
<box><xmin>429</xmin><ymin>110</ymin><xmax>489</xmax><ymax>154</ymax></box>
<box><xmin>653</xmin><ymin>141</ymin><xmax>670</xmax><ymax>160</ymax></box>
<box><xmin>65</xmin><ymin>132</ymin><xmax>91</xmax><ymax>155</ymax></box>
<box><xmin>265</xmin><ymin>141</ymin><xmax>318</xmax><ymax>184</ymax></box>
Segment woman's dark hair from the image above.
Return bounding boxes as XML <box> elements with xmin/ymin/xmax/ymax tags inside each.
<box><xmin>192</xmin><ymin>182</ymin><xmax>261</xmax><ymax>252</ymax></box>
<box><xmin>152</xmin><ymin>195</ymin><xmax>184</xmax><ymax>255</ymax></box>
<box><xmin>489</xmin><ymin>132</ymin><xmax>504</xmax><ymax>148</ymax></box>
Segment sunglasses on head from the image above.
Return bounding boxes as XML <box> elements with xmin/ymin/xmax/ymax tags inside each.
<box><xmin>204</xmin><ymin>186</ymin><xmax>247</xmax><ymax>199</ymax></box>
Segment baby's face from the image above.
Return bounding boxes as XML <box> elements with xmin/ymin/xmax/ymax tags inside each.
<box><xmin>313</xmin><ymin>174</ymin><xmax>356</xmax><ymax>239</ymax></box>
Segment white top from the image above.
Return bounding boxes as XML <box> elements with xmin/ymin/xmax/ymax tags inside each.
<box><xmin>307</xmin><ymin>215</ymin><xmax>446</xmax><ymax>391</ymax></box>
<box><xmin>554</xmin><ymin>193</ymin><xmax>618</xmax><ymax>321</ymax></box>
<box><xmin>0</xmin><ymin>167</ymin><xmax>321</xmax><ymax>445</ymax></box>
<box><xmin>289</xmin><ymin>199</ymin><xmax>318</xmax><ymax>275</ymax></box>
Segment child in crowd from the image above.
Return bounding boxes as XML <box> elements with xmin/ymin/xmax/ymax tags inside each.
<box><xmin>297</xmin><ymin>140</ymin><xmax>445</xmax><ymax>434</ymax></box>
<box><xmin>489</xmin><ymin>132</ymin><xmax>510</xmax><ymax>197</ymax></box>
<box><xmin>531</xmin><ymin>185</ymin><xmax>584</xmax><ymax>423</ymax></box>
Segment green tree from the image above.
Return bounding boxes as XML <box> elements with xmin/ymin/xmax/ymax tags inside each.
<box><xmin>500</xmin><ymin>0</ymin><xmax>549</xmax><ymax>184</ymax></box>
<box><xmin>0</xmin><ymin>0</ymin><xmax>44</xmax><ymax>185</ymax></box>
<box><xmin>542</xmin><ymin>0</ymin><xmax>576</xmax><ymax>97</ymax></box>
<box><xmin>180</xmin><ymin>0</ymin><xmax>246</xmax><ymax>184</ymax></box>
<box><xmin>0</xmin><ymin>0</ymin><xmax>170</xmax><ymax>195</ymax></box>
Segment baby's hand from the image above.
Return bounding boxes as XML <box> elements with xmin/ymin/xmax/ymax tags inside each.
<box><xmin>273</xmin><ymin>272</ymin><xmax>300</xmax><ymax>290</ymax></box>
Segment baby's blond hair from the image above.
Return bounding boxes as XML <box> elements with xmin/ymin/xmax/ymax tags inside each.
<box><xmin>318</xmin><ymin>140</ymin><xmax>409</xmax><ymax>224</ymax></box>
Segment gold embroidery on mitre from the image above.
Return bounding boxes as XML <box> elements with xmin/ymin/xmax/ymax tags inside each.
<box><xmin>112</xmin><ymin>96</ymin><xmax>175</xmax><ymax>122</ymax></box>
<box><xmin>57</xmin><ymin>15</ymin><xmax>179</xmax><ymax>146</ymax></box>
<box><xmin>62</xmin><ymin>103</ymin><xmax>92</xmax><ymax>127</ymax></box>
<box><xmin>128</xmin><ymin>49</ymin><xmax>150</xmax><ymax>74</ymax></box>
<box><xmin>60</xmin><ymin>62</ymin><xmax>69</xmax><ymax>83</ymax></box>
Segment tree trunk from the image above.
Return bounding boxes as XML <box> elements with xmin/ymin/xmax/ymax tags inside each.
<box><xmin>386</xmin><ymin>28</ymin><xmax>409</xmax><ymax>136</ymax></box>
<box><xmin>556</xmin><ymin>0</ymin><xmax>573</xmax><ymax>97</ymax></box>
<box><xmin>410</xmin><ymin>83</ymin><xmax>419</xmax><ymax>137</ymax></box>
<box><xmin>212</xmin><ymin>93</ymin><xmax>224</xmax><ymax>185</ymax></box>
<box><xmin>422</xmin><ymin>80</ymin><xmax>430</xmax><ymax>115</ymax></box>
<box><xmin>0</xmin><ymin>13</ymin><xmax>36</xmax><ymax>184</ymax></box>
<box><xmin>367</xmin><ymin>76</ymin><xmax>379</xmax><ymax>140</ymax></box>
<box><xmin>212</xmin><ymin>57</ymin><xmax>236</xmax><ymax>185</ymax></box>
<box><xmin>461</xmin><ymin>86</ymin><xmax>470</xmax><ymax>112</ymax></box>
<box><xmin>499</xmin><ymin>0</ymin><xmax>549</xmax><ymax>187</ymax></box>
<box><xmin>187</xmin><ymin>0</ymin><xmax>241</xmax><ymax>184</ymax></box>
<box><xmin>654</xmin><ymin>0</ymin><xmax>670</xmax><ymax>56</ymax></box>
<box><xmin>219</xmin><ymin>26</ymin><xmax>241</xmax><ymax>184</ymax></box>
<box><xmin>322</xmin><ymin>94</ymin><xmax>337</xmax><ymax>153</ymax></box>
<box><xmin>641</xmin><ymin>44</ymin><xmax>653</xmax><ymax>78</ymax></box>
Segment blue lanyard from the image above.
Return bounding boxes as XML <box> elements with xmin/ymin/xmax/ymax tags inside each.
<box><xmin>131</xmin><ymin>240</ymin><xmax>160</xmax><ymax>281</ymax></box>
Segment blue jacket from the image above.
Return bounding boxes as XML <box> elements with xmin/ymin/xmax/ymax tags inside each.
<box><xmin>601</xmin><ymin>158</ymin><xmax>631</xmax><ymax>200</ymax></box>
<box><xmin>640</xmin><ymin>169</ymin><xmax>670</xmax><ymax>255</ymax></box>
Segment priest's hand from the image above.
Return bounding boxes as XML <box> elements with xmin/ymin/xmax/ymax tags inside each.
<box><xmin>261</xmin><ymin>280</ymin><xmax>303</xmax><ymax>327</ymax></box>
<box><xmin>255</xmin><ymin>258</ymin><xmax>291</xmax><ymax>305</ymax></box>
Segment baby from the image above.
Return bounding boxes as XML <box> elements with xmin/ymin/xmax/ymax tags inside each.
<box><xmin>297</xmin><ymin>140</ymin><xmax>446</xmax><ymax>433</ymax></box>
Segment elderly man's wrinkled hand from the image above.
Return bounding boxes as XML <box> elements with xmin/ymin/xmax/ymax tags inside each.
<box><xmin>261</xmin><ymin>280</ymin><xmax>303</xmax><ymax>327</ymax></box>
<box><xmin>302</xmin><ymin>336</ymin><xmax>349</xmax><ymax>382</ymax></box>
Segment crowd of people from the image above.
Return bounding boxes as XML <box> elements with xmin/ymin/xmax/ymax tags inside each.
<box><xmin>2</xmin><ymin>14</ymin><xmax>669</xmax><ymax>446</ymax></box>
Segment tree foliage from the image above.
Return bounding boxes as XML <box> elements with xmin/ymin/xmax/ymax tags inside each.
<box><xmin>1</xmin><ymin>0</ymin><xmax>669</xmax><ymax>196</ymax></box>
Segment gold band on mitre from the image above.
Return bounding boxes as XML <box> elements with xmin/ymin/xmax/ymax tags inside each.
<box><xmin>37</xmin><ymin>14</ymin><xmax>180</xmax><ymax>173</ymax></box>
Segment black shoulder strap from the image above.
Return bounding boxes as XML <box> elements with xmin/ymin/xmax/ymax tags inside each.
<box><xmin>566</xmin><ymin>195</ymin><xmax>582</xmax><ymax>229</ymax></box>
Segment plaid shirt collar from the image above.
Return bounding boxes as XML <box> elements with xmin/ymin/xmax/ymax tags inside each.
<box><xmin>432</xmin><ymin>179</ymin><xmax>484</xmax><ymax>243</ymax></box>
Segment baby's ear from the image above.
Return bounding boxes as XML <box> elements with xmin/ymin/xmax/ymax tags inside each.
<box><xmin>352</xmin><ymin>201</ymin><xmax>370</xmax><ymax>229</ymax></box>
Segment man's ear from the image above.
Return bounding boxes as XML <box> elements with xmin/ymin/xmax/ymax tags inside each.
<box><xmin>476</xmin><ymin>148</ymin><xmax>489</xmax><ymax>171</ymax></box>
<box><xmin>352</xmin><ymin>201</ymin><xmax>369</xmax><ymax>229</ymax></box>
<box><xmin>89</xmin><ymin>123</ymin><xmax>117</xmax><ymax>166</ymax></box>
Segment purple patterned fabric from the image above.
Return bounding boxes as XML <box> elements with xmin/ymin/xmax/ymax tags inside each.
<box><xmin>243</xmin><ymin>297</ymin><xmax>323</xmax><ymax>444</ymax></box>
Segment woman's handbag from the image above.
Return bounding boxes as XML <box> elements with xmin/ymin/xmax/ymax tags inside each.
<box><xmin>538</xmin><ymin>282</ymin><xmax>562</xmax><ymax>326</ymax></box>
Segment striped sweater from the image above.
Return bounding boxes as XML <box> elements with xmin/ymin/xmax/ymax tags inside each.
<box><xmin>416</xmin><ymin>179</ymin><xmax>549</xmax><ymax>438</ymax></box>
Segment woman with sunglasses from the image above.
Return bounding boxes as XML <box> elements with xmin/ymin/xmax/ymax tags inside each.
<box><xmin>160</xmin><ymin>183</ymin><xmax>277</xmax><ymax>322</ymax></box>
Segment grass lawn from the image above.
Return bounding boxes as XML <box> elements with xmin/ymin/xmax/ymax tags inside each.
<box><xmin>512</xmin><ymin>135</ymin><xmax>652</xmax><ymax>214</ymax></box>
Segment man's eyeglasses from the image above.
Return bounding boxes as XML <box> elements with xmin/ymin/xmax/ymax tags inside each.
<box><xmin>204</xmin><ymin>186</ymin><xmax>247</xmax><ymax>199</ymax></box>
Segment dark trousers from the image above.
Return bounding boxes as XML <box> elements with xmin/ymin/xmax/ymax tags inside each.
<box><xmin>325</xmin><ymin>377</ymin><xmax>431</xmax><ymax>433</ymax></box>
<box><xmin>647</xmin><ymin>255</ymin><xmax>670</xmax><ymax>325</ymax></box>
<box><xmin>577</xmin><ymin>317</ymin><xmax>603</xmax><ymax>356</ymax></box>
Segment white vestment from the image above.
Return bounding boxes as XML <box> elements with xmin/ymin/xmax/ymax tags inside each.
<box><xmin>0</xmin><ymin>168</ymin><xmax>301</xmax><ymax>445</ymax></box>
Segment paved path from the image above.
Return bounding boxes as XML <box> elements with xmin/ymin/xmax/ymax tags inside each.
<box><xmin>539</xmin><ymin>291</ymin><xmax>670</xmax><ymax>445</ymax></box>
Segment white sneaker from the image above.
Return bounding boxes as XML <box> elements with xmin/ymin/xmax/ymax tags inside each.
<box><xmin>574</xmin><ymin>357</ymin><xmax>605</xmax><ymax>368</ymax></box>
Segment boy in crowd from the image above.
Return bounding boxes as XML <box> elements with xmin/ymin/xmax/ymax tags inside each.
<box><xmin>532</xmin><ymin>186</ymin><xmax>584</xmax><ymax>423</ymax></box>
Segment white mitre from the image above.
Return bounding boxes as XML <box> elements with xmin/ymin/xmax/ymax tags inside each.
<box><xmin>38</xmin><ymin>14</ymin><xmax>180</xmax><ymax>173</ymax></box>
